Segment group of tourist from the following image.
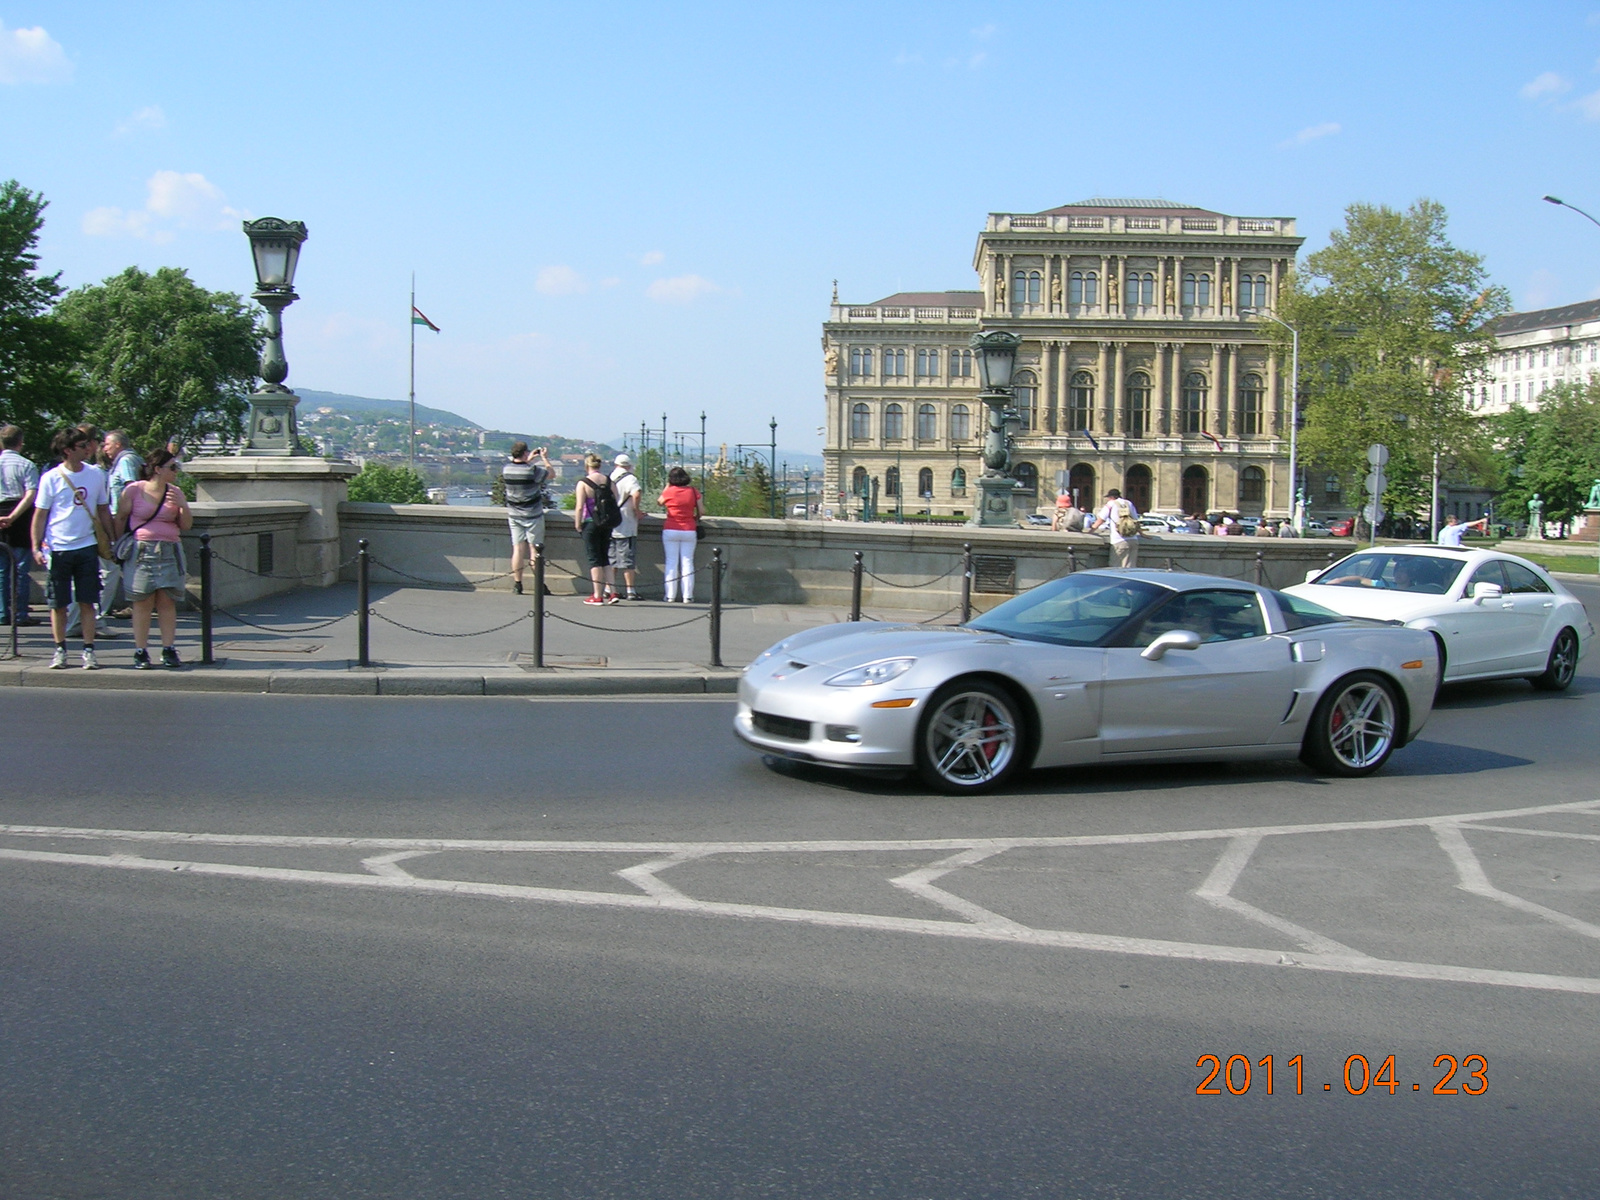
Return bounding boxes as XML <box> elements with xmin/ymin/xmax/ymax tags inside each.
<box><xmin>0</xmin><ymin>424</ymin><xmax>192</xmax><ymax>670</ymax></box>
<box><xmin>502</xmin><ymin>444</ymin><xmax>707</xmax><ymax>606</ymax></box>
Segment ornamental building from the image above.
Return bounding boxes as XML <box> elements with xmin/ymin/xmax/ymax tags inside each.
<box><xmin>822</xmin><ymin>199</ymin><xmax>1304</xmax><ymax>520</ymax></box>
<box><xmin>1474</xmin><ymin>298</ymin><xmax>1600</xmax><ymax>416</ymax></box>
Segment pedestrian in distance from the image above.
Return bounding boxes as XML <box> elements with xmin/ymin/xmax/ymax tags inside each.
<box><xmin>114</xmin><ymin>448</ymin><xmax>192</xmax><ymax>669</ymax></box>
<box><xmin>658</xmin><ymin>465</ymin><xmax>705</xmax><ymax>602</ymax></box>
<box><xmin>63</xmin><ymin>424</ymin><xmax>115</xmax><ymax>640</ymax></box>
<box><xmin>1437</xmin><ymin>514</ymin><xmax>1487</xmax><ymax>548</ymax></box>
<box><xmin>1054</xmin><ymin>495</ymin><xmax>1087</xmax><ymax>533</ymax></box>
<box><xmin>0</xmin><ymin>424</ymin><xmax>41</xmax><ymax>626</ymax></box>
<box><xmin>573</xmin><ymin>453</ymin><xmax>622</xmax><ymax>605</ymax></box>
<box><xmin>502</xmin><ymin>442</ymin><xmax>552</xmax><ymax>597</ymax></box>
<box><xmin>30</xmin><ymin>427</ymin><xmax>113</xmax><ymax>669</ymax></box>
<box><xmin>608</xmin><ymin>453</ymin><xmax>643</xmax><ymax>601</ymax></box>
<box><xmin>1093</xmin><ymin>487</ymin><xmax>1141</xmax><ymax>569</ymax></box>
<box><xmin>99</xmin><ymin>429</ymin><xmax>144</xmax><ymax>620</ymax></box>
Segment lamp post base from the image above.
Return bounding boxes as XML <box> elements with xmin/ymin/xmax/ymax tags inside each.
<box><xmin>972</xmin><ymin>475</ymin><xmax>1017</xmax><ymax>527</ymax></box>
<box><xmin>242</xmin><ymin>388</ymin><xmax>308</xmax><ymax>456</ymax></box>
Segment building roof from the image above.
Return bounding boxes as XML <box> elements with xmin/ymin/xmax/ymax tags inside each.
<box><xmin>1493</xmin><ymin>298</ymin><xmax>1600</xmax><ymax>336</ymax></box>
<box><xmin>1038</xmin><ymin>197</ymin><xmax>1221</xmax><ymax>216</ymax></box>
<box><xmin>868</xmin><ymin>290</ymin><xmax>984</xmax><ymax>306</ymax></box>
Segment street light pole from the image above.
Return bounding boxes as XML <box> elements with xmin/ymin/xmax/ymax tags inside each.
<box><xmin>769</xmin><ymin>417</ymin><xmax>778</xmax><ymax>519</ymax></box>
<box><xmin>1244</xmin><ymin>307</ymin><xmax>1300</xmax><ymax>529</ymax></box>
<box><xmin>699</xmin><ymin>411</ymin><xmax>707</xmax><ymax>492</ymax></box>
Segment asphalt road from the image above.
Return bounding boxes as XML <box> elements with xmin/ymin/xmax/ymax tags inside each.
<box><xmin>2</xmin><ymin>588</ymin><xmax>1597</xmax><ymax>1198</ymax></box>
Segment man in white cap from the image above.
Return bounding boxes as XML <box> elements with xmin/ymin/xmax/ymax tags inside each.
<box><xmin>608</xmin><ymin>453</ymin><xmax>643</xmax><ymax>600</ymax></box>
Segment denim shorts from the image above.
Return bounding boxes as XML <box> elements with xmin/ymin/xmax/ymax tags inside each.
<box><xmin>45</xmin><ymin>545</ymin><xmax>101</xmax><ymax>608</ymax></box>
<box><xmin>126</xmin><ymin>539</ymin><xmax>186</xmax><ymax>601</ymax></box>
<box><xmin>507</xmin><ymin>513</ymin><xmax>545</xmax><ymax>547</ymax></box>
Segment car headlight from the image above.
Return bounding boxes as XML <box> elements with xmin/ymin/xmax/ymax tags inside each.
<box><xmin>756</xmin><ymin>637</ymin><xmax>794</xmax><ymax>662</ymax></box>
<box><xmin>823</xmin><ymin>657</ymin><xmax>916</xmax><ymax>687</ymax></box>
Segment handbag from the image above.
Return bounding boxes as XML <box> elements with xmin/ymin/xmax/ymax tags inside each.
<box><xmin>113</xmin><ymin>484</ymin><xmax>168</xmax><ymax>564</ymax></box>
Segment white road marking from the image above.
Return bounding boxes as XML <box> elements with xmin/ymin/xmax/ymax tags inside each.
<box><xmin>1</xmin><ymin>799</ymin><xmax>1598</xmax><ymax>996</ymax></box>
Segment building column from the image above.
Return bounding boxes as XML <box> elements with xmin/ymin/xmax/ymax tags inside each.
<box><xmin>1099</xmin><ymin>255</ymin><xmax>1110</xmax><ymax>314</ymax></box>
<box><xmin>1270</xmin><ymin>258</ymin><xmax>1282</xmax><ymax>312</ymax></box>
<box><xmin>1097</xmin><ymin>341</ymin><xmax>1112</xmax><ymax>432</ymax></box>
<box><xmin>1228</xmin><ymin>258</ymin><xmax>1240</xmax><ymax>317</ymax></box>
<box><xmin>1155</xmin><ymin>342</ymin><xmax>1170</xmax><ymax>436</ymax></box>
<box><xmin>1042</xmin><ymin>341</ymin><xmax>1056</xmax><ymax>433</ymax></box>
<box><xmin>1209</xmin><ymin>343</ymin><xmax>1224</xmax><ymax>435</ymax></box>
<box><xmin>1212</xmin><ymin>256</ymin><xmax>1223</xmax><ymax>314</ymax></box>
<box><xmin>1112</xmin><ymin>341</ymin><xmax>1126</xmax><ymax>434</ymax></box>
<box><xmin>1268</xmin><ymin>352</ymin><xmax>1282</xmax><ymax>438</ymax></box>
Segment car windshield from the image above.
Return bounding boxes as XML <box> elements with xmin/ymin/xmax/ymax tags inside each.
<box><xmin>967</xmin><ymin>574</ymin><xmax>1168</xmax><ymax>647</ymax></box>
<box><xmin>1312</xmin><ymin>552</ymin><xmax>1465</xmax><ymax>595</ymax></box>
<box><xmin>1273</xmin><ymin>590</ymin><xmax>1350</xmax><ymax>629</ymax></box>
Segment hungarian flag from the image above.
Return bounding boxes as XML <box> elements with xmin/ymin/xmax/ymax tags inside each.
<box><xmin>1201</xmin><ymin>430</ymin><xmax>1224</xmax><ymax>451</ymax></box>
<box><xmin>412</xmin><ymin>306</ymin><xmax>440</xmax><ymax>332</ymax></box>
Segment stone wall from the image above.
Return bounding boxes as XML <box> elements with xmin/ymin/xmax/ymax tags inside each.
<box><xmin>182</xmin><ymin>501</ymin><xmax>311</xmax><ymax>607</ymax></box>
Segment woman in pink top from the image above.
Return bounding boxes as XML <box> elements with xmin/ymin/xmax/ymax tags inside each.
<box><xmin>657</xmin><ymin>466</ymin><xmax>705</xmax><ymax>602</ymax></box>
<box><xmin>113</xmin><ymin>448</ymin><xmax>192</xmax><ymax>669</ymax></box>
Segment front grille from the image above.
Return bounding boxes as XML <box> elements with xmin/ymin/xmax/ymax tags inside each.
<box><xmin>753</xmin><ymin>711</ymin><xmax>811</xmax><ymax>741</ymax></box>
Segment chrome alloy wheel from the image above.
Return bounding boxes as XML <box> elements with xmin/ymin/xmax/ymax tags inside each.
<box><xmin>1324</xmin><ymin>679</ymin><xmax>1397</xmax><ymax>772</ymax></box>
<box><xmin>918</xmin><ymin>684</ymin><xmax>1021</xmax><ymax>792</ymax></box>
<box><xmin>1533</xmin><ymin>628</ymin><xmax>1579</xmax><ymax>691</ymax></box>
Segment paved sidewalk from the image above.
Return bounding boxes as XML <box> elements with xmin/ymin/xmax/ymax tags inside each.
<box><xmin>0</xmin><ymin>584</ymin><xmax>945</xmax><ymax>696</ymax></box>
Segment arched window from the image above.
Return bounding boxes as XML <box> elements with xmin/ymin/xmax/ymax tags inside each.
<box><xmin>1181</xmin><ymin>466</ymin><xmax>1209</xmax><ymax>515</ymax></box>
<box><xmin>951</xmin><ymin>467</ymin><xmax>968</xmax><ymax>494</ymax></box>
<box><xmin>1124</xmin><ymin>464</ymin><xmax>1153</xmax><ymax>514</ymax></box>
<box><xmin>950</xmin><ymin>349</ymin><xmax>973</xmax><ymax>378</ymax></box>
<box><xmin>1126</xmin><ymin>272</ymin><xmax>1155</xmax><ymax>307</ymax></box>
<box><xmin>1182</xmin><ymin>273</ymin><xmax>1213</xmax><ymax>308</ymax></box>
<box><xmin>950</xmin><ymin>404</ymin><xmax>971</xmax><ymax>441</ymax></box>
<box><xmin>1069</xmin><ymin>270</ymin><xmax>1099</xmax><ymax>306</ymax></box>
<box><xmin>916</xmin><ymin>403</ymin><xmax>937</xmax><ymax>441</ymax></box>
<box><xmin>915</xmin><ymin>348</ymin><xmax>940</xmax><ymax>377</ymax></box>
<box><xmin>1239</xmin><ymin>465</ymin><xmax>1266</xmax><ymax>504</ymax></box>
<box><xmin>1239</xmin><ymin>274</ymin><xmax>1269</xmax><ymax>309</ymax></box>
<box><xmin>1237</xmin><ymin>373</ymin><xmax>1264</xmax><ymax>435</ymax></box>
<box><xmin>851</xmin><ymin>466</ymin><xmax>868</xmax><ymax>496</ymax></box>
<box><xmin>1013</xmin><ymin>461</ymin><xmax>1039</xmax><ymax>496</ymax></box>
<box><xmin>1068</xmin><ymin>370</ymin><xmax>1095</xmax><ymax>430</ymax></box>
<box><xmin>1013</xmin><ymin>370</ymin><xmax>1037</xmax><ymax>431</ymax></box>
<box><xmin>1181</xmin><ymin>372</ymin><xmax>1208</xmax><ymax>434</ymax></box>
<box><xmin>917</xmin><ymin>467</ymin><xmax>934</xmax><ymax>498</ymax></box>
<box><xmin>1324</xmin><ymin>473</ymin><xmax>1342</xmax><ymax>501</ymax></box>
<box><xmin>850</xmin><ymin>403</ymin><xmax>871</xmax><ymax>440</ymax></box>
<box><xmin>883</xmin><ymin>348</ymin><xmax>907</xmax><ymax>378</ymax></box>
<box><xmin>1069</xmin><ymin>462</ymin><xmax>1096</xmax><ymax>510</ymax></box>
<box><xmin>849</xmin><ymin>347</ymin><xmax>872</xmax><ymax>377</ymax></box>
<box><xmin>883</xmin><ymin>403</ymin><xmax>904</xmax><ymax>440</ymax></box>
<box><xmin>884</xmin><ymin>465</ymin><xmax>900</xmax><ymax>497</ymax></box>
<box><xmin>1124</xmin><ymin>371</ymin><xmax>1152</xmax><ymax>436</ymax></box>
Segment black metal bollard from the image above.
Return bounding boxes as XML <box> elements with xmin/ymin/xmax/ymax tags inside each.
<box><xmin>531</xmin><ymin>543</ymin><xmax>545</xmax><ymax>669</ymax></box>
<box><xmin>1067</xmin><ymin>546</ymin><xmax>1077</xmax><ymax>575</ymax></box>
<box><xmin>357</xmin><ymin>539</ymin><xmax>370</xmax><ymax>668</ymax></box>
<box><xmin>1255</xmin><ymin>550</ymin><xmax>1265</xmax><ymax>585</ymax></box>
<box><xmin>850</xmin><ymin>551</ymin><xmax>863</xmax><ymax>622</ymax></box>
<box><xmin>199</xmin><ymin>533</ymin><xmax>214</xmax><ymax>665</ymax></box>
<box><xmin>960</xmin><ymin>543</ymin><xmax>973</xmax><ymax>625</ymax></box>
<box><xmin>709</xmin><ymin>547</ymin><xmax>724</xmax><ymax>668</ymax></box>
<box><xmin>1165</xmin><ymin>556</ymin><xmax>1174</xmax><ymax>572</ymax></box>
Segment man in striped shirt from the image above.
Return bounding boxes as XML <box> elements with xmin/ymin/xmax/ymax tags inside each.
<box><xmin>502</xmin><ymin>442</ymin><xmax>551</xmax><ymax>596</ymax></box>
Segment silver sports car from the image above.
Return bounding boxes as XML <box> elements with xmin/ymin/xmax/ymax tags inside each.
<box><xmin>735</xmin><ymin>569</ymin><xmax>1441</xmax><ymax>793</ymax></box>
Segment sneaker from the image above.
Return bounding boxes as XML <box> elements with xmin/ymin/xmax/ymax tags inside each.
<box><xmin>512</xmin><ymin>580</ymin><xmax>523</xmax><ymax>595</ymax></box>
<box><xmin>160</xmin><ymin>646</ymin><xmax>183</xmax><ymax>670</ymax></box>
<box><xmin>49</xmin><ymin>647</ymin><xmax>68</xmax><ymax>670</ymax></box>
<box><xmin>133</xmin><ymin>648</ymin><xmax>152</xmax><ymax>670</ymax></box>
<box><xmin>582</xmin><ymin>596</ymin><xmax>605</xmax><ymax>606</ymax></box>
<box><xmin>81</xmin><ymin>647</ymin><xmax>99</xmax><ymax>671</ymax></box>
<box><xmin>604</xmin><ymin>593</ymin><xmax>621</xmax><ymax>605</ymax></box>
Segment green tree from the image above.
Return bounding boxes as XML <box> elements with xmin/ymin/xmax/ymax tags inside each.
<box><xmin>1492</xmin><ymin>381</ymin><xmax>1600</xmax><ymax>531</ymax></box>
<box><xmin>347</xmin><ymin>461</ymin><xmax>430</xmax><ymax>504</ymax></box>
<box><xmin>1274</xmin><ymin>200</ymin><xmax>1509</xmax><ymax>522</ymax></box>
<box><xmin>0</xmin><ymin>181</ymin><xmax>81</xmax><ymax>452</ymax></box>
<box><xmin>55</xmin><ymin>265</ymin><xmax>262</xmax><ymax>453</ymax></box>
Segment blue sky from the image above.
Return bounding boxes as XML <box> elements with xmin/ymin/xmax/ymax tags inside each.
<box><xmin>6</xmin><ymin>1</ymin><xmax>1600</xmax><ymax>451</ymax></box>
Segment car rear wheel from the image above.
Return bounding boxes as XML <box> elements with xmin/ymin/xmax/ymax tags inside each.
<box><xmin>915</xmin><ymin>679</ymin><xmax>1024</xmax><ymax>794</ymax></box>
<box><xmin>1530</xmin><ymin>628</ymin><xmax>1579</xmax><ymax>691</ymax></box>
<box><xmin>1301</xmin><ymin>672</ymin><xmax>1400</xmax><ymax>777</ymax></box>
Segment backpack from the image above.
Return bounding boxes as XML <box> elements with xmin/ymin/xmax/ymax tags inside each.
<box><xmin>587</xmin><ymin>475</ymin><xmax>622</xmax><ymax>533</ymax></box>
<box><xmin>1114</xmin><ymin>500</ymin><xmax>1140</xmax><ymax>538</ymax></box>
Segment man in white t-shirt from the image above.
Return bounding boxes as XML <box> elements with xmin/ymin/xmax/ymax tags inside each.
<box><xmin>30</xmin><ymin>427</ymin><xmax>113</xmax><ymax>669</ymax></box>
<box><xmin>1437</xmin><ymin>514</ymin><xmax>1486</xmax><ymax>548</ymax></box>
<box><xmin>1093</xmin><ymin>488</ymin><xmax>1141</xmax><ymax>569</ymax></box>
<box><xmin>608</xmin><ymin>454</ymin><xmax>643</xmax><ymax>600</ymax></box>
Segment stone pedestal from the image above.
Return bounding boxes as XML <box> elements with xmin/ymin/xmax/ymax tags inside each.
<box><xmin>973</xmin><ymin>475</ymin><xmax>1017</xmax><ymax>527</ymax></box>
<box><xmin>187</xmin><ymin>457</ymin><xmax>359</xmax><ymax>587</ymax></box>
<box><xmin>1573</xmin><ymin>509</ymin><xmax>1600</xmax><ymax>543</ymax></box>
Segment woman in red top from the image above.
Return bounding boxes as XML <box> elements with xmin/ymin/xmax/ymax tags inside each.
<box><xmin>657</xmin><ymin>466</ymin><xmax>704</xmax><ymax>602</ymax></box>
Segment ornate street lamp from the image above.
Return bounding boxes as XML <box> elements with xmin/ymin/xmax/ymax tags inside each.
<box><xmin>970</xmin><ymin>329</ymin><xmax>1022</xmax><ymax>526</ymax></box>
<box><xmin>241</xmin><ymin>217</ymin><xmax>310</xmax><ymax>456</ymax></box>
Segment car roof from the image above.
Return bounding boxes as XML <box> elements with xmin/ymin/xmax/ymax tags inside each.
<box><xmin>1085</xmin><ymin>568</ymin><xmax>1268</xmax><ymax>594</ymax></box>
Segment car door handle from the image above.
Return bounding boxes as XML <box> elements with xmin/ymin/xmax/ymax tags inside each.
<box><xmin>1542</xmin><ymin>601</ymin><xmax>1554</xmax><ymax>608</ymax></box>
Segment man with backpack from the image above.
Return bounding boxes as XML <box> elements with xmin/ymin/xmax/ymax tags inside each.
<box><xmin>1093</xmin><ymin>487</ymin><xmax>1141</xmax><ymax>569</ymax></box>
<box><xmin>573</xmin><ymin>453</ymin><xmax>622</xmax><ymax>605</ymax></box>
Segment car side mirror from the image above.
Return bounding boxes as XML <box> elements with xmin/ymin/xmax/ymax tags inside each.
<box><xmin>1305</xmin><ymin>569</ymin><xmax>1321</xmax><ymax>583</ymax></box>
<box><xmin>1471</xmin><ymin>582</ymin><xmax>1503</xmax><ymax>603</ymax></box>
<box><xmin>1141</xmin><ymin>629</ymin><xmax>1203</xmax><ymax>660</ymax></box>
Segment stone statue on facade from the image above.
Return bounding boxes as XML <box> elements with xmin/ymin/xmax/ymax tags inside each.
<box><xmin>1164</xmin><ymin>274</ymin><xmax>1176</xmax><ymax>308</ymax></box>
<box><xmin>994</xmin><ymin>273</ymin><xmax>1006</xmax><ymax>306</ymax></box>
<box><xmin>1587</xmin><ymin>478</ymin><xmax>1600</xmax><ymax>509</ymax></box>
<box><xmin>1221</xmin><ymin>277</ymin><xmax>1233</xmax><ymax>309</ymax></box>
<box><xmin>1528</xmin><ymin>493</ymin><xmax>1544</xmax><ymax>538</ymax></box>
<box><xmin>824</xmin><ymin>345</ymin><xmax>839</xmax><ymax>377</ymax></box>
<box><xmin>1051</xmin><ymin>273</ymin><xmax>1063</xmax><ymax>306</ymax></box>
<box><xmin>1106</xmin><ymin>273</ymin><xmax>1118</xmax><ymax>307</ymax></box>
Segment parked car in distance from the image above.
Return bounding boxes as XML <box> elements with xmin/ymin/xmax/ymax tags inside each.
<box><xmin>1301</xmin><ymin>519</ymin><xmax>1334</xmax><ymax>538</ymax></box>
<box><xmin>1138</xmin><ymin>515</ymin><xmax>1171</xmax><ymax>535</ymax></box>
<box><xmin>1328</xmin><ymin>517</ymin><xmax>1356</xmax><ymax>537</ymax></box>
<box><xmin>1286</xmin><ymin>546</ymin><xmax>1593</xmax><ymax>691</ymax></box>
<box><xmin>1025</xmin><ymin>513</ymin><xmax>1053</xmax><ymax>527</ymax></box>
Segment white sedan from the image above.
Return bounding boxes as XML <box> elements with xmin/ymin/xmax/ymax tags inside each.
<box><xmin>1286</xmin><ymin>546</ymin><xmax>1593</xmax><ymax>690</ymax></box>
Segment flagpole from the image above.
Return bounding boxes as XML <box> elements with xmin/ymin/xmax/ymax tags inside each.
<box><xmin>409</xmin><ymin>273</ymin><xmax>417</xmax><ymax>470</ymax></box>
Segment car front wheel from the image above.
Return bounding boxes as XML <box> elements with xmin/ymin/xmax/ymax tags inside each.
<box><xmin>1530</xmin><ymin>628</ymin><xmax>1579</xmax><ymax>691</ymax></box>
<box><xmin>915</xmin><ymin>679</ymin><xmax>1024</xmax><ymax>794</ymax></box>
<box><xmin>1301</xmin><ymin>672</ymin><xmax>1400</xmax><ymax>777</ymax></box>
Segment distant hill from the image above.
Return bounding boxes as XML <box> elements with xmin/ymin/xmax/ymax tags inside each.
<box><xmin>298</xmin><ymin>389</ymin><xmax>479</xmax><ymax>429</ymax></box>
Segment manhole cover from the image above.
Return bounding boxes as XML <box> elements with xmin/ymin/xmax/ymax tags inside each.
<box><xmin>514</xmin><ymin>653</ymin><xmax>608</xmax><ymax>669</ymax></box>
<box><xmin>219</xmin><ymin>640</ymin><xmax>321</xmax><ymax>654</ymax></box>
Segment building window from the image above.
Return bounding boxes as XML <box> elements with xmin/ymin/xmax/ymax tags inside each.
<box><xmin>1239</xmin><ymin>274</ymin><xmax>1269</xmax><ymax>309</ymax></box>
<box><xmin>850</xmin><ymin>403</ymin><xmax>871</xmax><ymax>440</ymax></box>
<box><xmin>884</xmin><ymin>465</ymin><xmax>900</xmax><ymax>497</ymax></box>
<box><xmin>884</xmin><ymin>403</ymin><xmax>904</xmax><ymax>440</ymax></box>
<box><xmin>916</xmin><ymin>348</ymin><xmax>940</xmax><ymax>377</ymax></box>
<box><xmin>916</xmin><ymin>403</ymin><xmax>937</xmax><ymax>441</ymax></box>
<box><xmin>849</xmin><ymin>347</ymin><xmax>872</xmax><ymax>377</ymax></box>
<box><xmin>1237</xmin><ymin>373</ymin><xmax>1264</xmax><ymax>435</ymax></box>
<box><xmin>1068</xmin><ymin>370</ymin><xmax>1095</xmax><ymax>430</ymax></box>
<box><xmin>950</xmin><ymin>349</ymin><xmax>973</xmax><ymax>377</ymax></box>
<box><xmin>1501</xmin><ymin>384</ymin><xmax>1507</xmax><ymax>404</ymax></box>
<box><xmin>1013</xmin><ymin>370</ymin><xmax>1037</xmax><ymax>431</ymax></box>
<box><xmin>1124</xmin><ymin>371</ymin><xmax>1151</xmax><ymax>435</ymax></box>
<box><xmin>1182</xmin><ymin>273</ymin><xmax>1212</xmax><ymax>308</ymax></box>
<box><xmin>851</xmin><ymin>466</ymin><xmax>868</xmax><ymax>496</ymax></box>
<box><xmin>1127</xmin><ymin>272</ymin><xmax>1155</xmax><ymax>307</ymax></box>
<box><xmin>883</xmin><ymin>348</ymin><xmax>907</xmax><ymax>378</ymax></box>
<box><xmin>1324</xmin><ymin>473</ymin><xmax>1341</xmax><ymax>501</ymax></box>
<box><xmin>917</xmin><ymin>467</ymin><xmax>934</xmax><ymax>498</ymax></box>
<box><xmin>951</xmin><ymin>467</ymin><xmax>967</xmax><ymax>495</ymax></box>
<box><xmin>1013</xmin><ymin>461</ymin><xmax>1039</xmax><ymax>496</ymax></box>
<box><xmin>1239</xmin><ymin>465</ymin><xmax>1266</xmax><ymax>503</ymax></box>
<box><xmin>1013</xmin><ymin>270</ymin><xmax>1042</xmax><ymax>306</ymax></box>
<box><xmin>1541</xmin><ymin>348</ymin><xmax>1549</xmax><ymax>367</ymax></box>
<box><xmin>1069</xmin><ymin>270</ymin><xmax>1099</xmax><ymax>306</ymax></box>
<box><xmin>950</xmin><ymin>404</ymin><xmax>971</xmax><ymax>441</ymax></box>
<box><xmin>1181</xmin><ymin>372</ymin><xmax>1208</xmax><ymax>433</ymax></box>
<box><xmin>1515</xmin><ymin>382</ymin><xmax>1522</xmax><ymax>403</ymax></box>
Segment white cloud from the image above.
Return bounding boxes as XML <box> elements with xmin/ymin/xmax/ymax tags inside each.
<box><xmin>534</xmin><ymin>265</ymin><xmax>587</xmax><ymax>295</ymax></box>
<box><xmin>598</xmin><ymin>276</ymin><xmax>621</xmax><ymax>288</ymax></box>
<box><xmin>81</xmin><ymin>170</ymin><xmax>244</xmax><ymax>241</ymax></box>
<box><xmin>0</xmin><ymin>20</ymin><xmax>70</xmax><ymax>84</ymax></box>
<box><xmin>638</xmin><ymin>250</ymin><xmax>664</xmax><ymax>266</ymax></box>
<box><xmin>114</xmin><ymin>105</ymin><xmax>166</xmax><ymax>136</ymax></box>
<box><xmin>646</xmin><ymin>274</ymin><xmax>720</xmax><ymax>304</ymax></box>
<box><xmin>971</xmin><ymin>23</ymin><xmax>997</xmax><ymax>39</ymax></box>
<box><xmin>1276</xmin><ymin>121</ymin><xmax>1341</xmax><ymax>149</ymax></box>
<box><xmin>1574</xmin><ymin>89</ymin><xmax>1600</xmax><ymax>120</ymax></box>
<box><xmin>1522</xmin><ymin>71</ymin><xmax>1571</xmax><ymax>99</ymax></box>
